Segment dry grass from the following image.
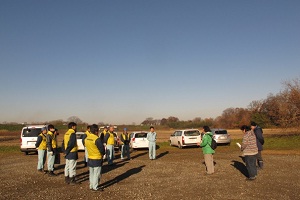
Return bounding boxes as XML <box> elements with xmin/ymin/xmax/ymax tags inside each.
<box><xmin>155</xmin><ymin>128</ymin><xmax>300</xmax><ymax>142</ymax></box>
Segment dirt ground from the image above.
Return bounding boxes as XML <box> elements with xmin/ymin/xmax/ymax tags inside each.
<box><xmin>0</xmin><ymin>130</ymin><xmax>300</xmax><ymax>200</ymax></box>
<box><xmin>0</xmin><ymin>147</ymin><xmax>300</xmax><ymax>199</ymax></box>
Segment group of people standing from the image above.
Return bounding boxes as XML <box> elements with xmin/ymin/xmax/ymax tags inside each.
<box><xmin>35</xmin><ymin>124</ymin><xmax>59</xmax><ymax>177</ymax></box>
<box><xmin>199</xmin><ymin>122</ymin><xmax>264</xmax><ymax>181</ymax></box>
<box><xmin>35</xmin><ymin>122</ymin><xmax>81</xmax><ymax>185</ymax></box>
<box><xmin>240</xmin><ymin>122</ymin><xmax>264</xmax><ymax>180</ymax></box>
<box><xmin>35</xmin><ymin>122</ymin><xmax>157</xmax><ymax>192</ymax></box>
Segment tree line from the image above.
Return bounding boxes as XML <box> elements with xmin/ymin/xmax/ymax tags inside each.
<box><xmin>142</xmin><ymin>77</ymin><xmax>300</xmax><ymax>129</ymax></box>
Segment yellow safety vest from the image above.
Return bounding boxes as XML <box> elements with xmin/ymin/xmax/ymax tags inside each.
<box><xmin>47</xmin><ymin>131</ymin><xmax>57</xmax><ymax>148</ymax></box>
<box><xmin>98</xmin><ymin>130</ymin><xmax>106</xmax><ymax>138</ymax></box>
<box><xmin>38</xmin><ymin>133</ymin><xmax>47</xmax><ymax>150</ymax></box>
<box><xmin>120</xmin><ymin>133</ymin><xmax>130</xmax><ymax>144</ymax></box>
<box><xmin>85</xmin><ymin>133</ymin><xmax>103</xmax><ymax>159</ymax></box>
<box><xmin>107</xmin><ymin>131</ymin><xmax>115</xmax><ymax>145</ymax></box>
<box><xmin>64</xmin><ymin>129</ymin><xmax>78</xmax><ymax>152</ymax></box>
<box><xmin>85</xmin><ymin>130</ymin><xmax>91</xmax><ymax>136</ymax></box>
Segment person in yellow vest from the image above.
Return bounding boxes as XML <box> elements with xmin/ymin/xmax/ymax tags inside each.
<box><xmin>81</xmin><ymin>125</ymin><xmax>91</xmax><ymax>167</ymax></box>
<box><xmin>99</xmin><ymin>126</ymin><xmax>108</xmax><ymax>142</ymax></box>
<box><xmin>35</xmin><ymin>127</ymin><xmax>47</xmax><ymax>173</ymax></box>
<box><xmin>120</xmin><ymin>128</ymin><xmax>131</xmax><ymax>160</ymax></box>
<box><xmin>99</xmin><ymin>126</ymin><xmax>108</xmax><ymax>160</ymax></box>
<box><xmin>84</xmin><ymin>124</ymin><xmax>105</xmax><ymax>191</ymax></box>
<box><xmin>46</xmin><ymin>124</ymin><xmax>57</xmax><ymax>176</ymax></box>
<box><xmin>63</xmin><ymin>122</ymin><xmax>79</xmax><ymax>185</ymax></box>
<box><xmin>104</xmin><ymin>125</ymin><xmax>116</xmax><ymax>165</ymax></box>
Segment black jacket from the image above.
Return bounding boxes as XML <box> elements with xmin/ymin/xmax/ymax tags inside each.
<box><xmin>254</xmin><ymin>126</ymin><xmax>264</xmax><ymax>151</ymax></box>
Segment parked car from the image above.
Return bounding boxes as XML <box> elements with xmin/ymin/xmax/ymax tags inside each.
<box><xmin>130</xmin><ymin>131</ymin><xmax>149</xmax><ymax>149</ymax></box>
<box><xmin>170</xmin><ymin>129</ymin><xmax>201</xmax><ymax>149</ymax></box>
<box><xmin>211</xmin><ymin>129</ymin><xmax>231</xmax><ymax>145</ymax></box>
<box><xmin>75</xmin><ymin>132</ymin><xmax>85</xmax><ymax>151</ymax></box>
<box><xmin>20</xmin><ymin>125</ymin><xmax>46</xmax><ymax>155</ymax></box>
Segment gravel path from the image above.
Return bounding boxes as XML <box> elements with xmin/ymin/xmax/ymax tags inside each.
<box><xmin>0</xmin><ymin>146</ymin><xmax>299</xmax><ymax>200</ymax></box>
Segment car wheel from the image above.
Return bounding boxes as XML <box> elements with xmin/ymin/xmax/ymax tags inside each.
<box><xmin>24</xmin><ymin>152</ymin><xmax>28</xmax><ymax>155</ymax></box>
<box><xmin>178</xmin><ymin>142</ymin><xmax>182</xmax><ymax>149</ymax></box>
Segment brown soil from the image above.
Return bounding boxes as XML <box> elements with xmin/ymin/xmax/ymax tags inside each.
<box><xmin>1</xmin><ymin>129</ymin><xmax>300</xmax><ymax>200</ymax></box>
<box><xmin>1</xmin><ymin>140</ymin><xmax>300</xmax><ymax>200</ymax></box>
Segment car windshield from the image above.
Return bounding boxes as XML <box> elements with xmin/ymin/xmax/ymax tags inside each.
<box><xmin>214</xmin><ymin>130</ymin><xmax>227</xmax><ymax>134</ymax></box>
<box><xmin>22</xmin><ymin>128</ymin><xmax>42</xmax><ymax>137</ymax></box>
<box><xmin>76</xmin><ymin>133</ymin><xmax>84</xmax><ymax>139</ymax></box>
<box><xmin>135</xmin><ymin>133</ymin><xmax>147</xmax><ymax>138</ymax></box>
<box><xmin>184</xmin><ymin>130</ymin><xmax>200</xmax><ymax>136</ymax></box>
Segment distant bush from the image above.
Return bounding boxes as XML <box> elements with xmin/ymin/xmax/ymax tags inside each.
<box><xmin>0</xmin><ymin>124</ymin><xmax>23</xmax><ymax>132</ymax></box>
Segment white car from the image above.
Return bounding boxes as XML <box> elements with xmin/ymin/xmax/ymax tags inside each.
<box><xmin>20</xmin><ymin>125</ymin><xmax>46</xmax><ymax>155</ymax></box>
<box><xmin>169</xmin><ymin>129</ymin><xmax>201</xmax><ymax>148</ymax></box>
<box><xmin>130</xmin><ymin>131</ymin><xmax>149</xmax><ymax>149</ymax></box>
<box><xmin>75</xmin><ymin>132</ymin><xmax>85</xmax><ymax>151</ymax></box>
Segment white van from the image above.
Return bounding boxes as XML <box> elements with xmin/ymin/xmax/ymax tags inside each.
<box><xmin>20</xmin><ymin>125</ymin><xmax>46</xmax><ymax>155</ymax></box>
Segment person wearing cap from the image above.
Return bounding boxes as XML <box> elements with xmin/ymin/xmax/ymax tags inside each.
<box><xmin>63</xmin><ymin>122</ymin><xmax>79</xmax><ymax>185</ymax></box>
<box><xmin>120</xmin><ymin>128</ymin><xmax>131</xmax><ymax>160</ymax></box>
<box><xmin>35</xmin><ymin>127</ymin><xmax>47</xmax><ymax>173</ymax></box>
<box><xmin>81</xmin><ymin>125</ymin><xmax>91</xmax><ymax>167</ymax></box>
<box><xmin>250</xmin><ymin>121</ymin><xmax>265</xmax><ymax>170</ymax></box>
<box><xmin>84</xmin><ymin>124</ymin><xmax>105</xmax><ymax>191</ymax></box>
<box><xmin>240</xmin><ymin>125</ymin><xmax>258</xmax><ymax>181</ymax></box>
<box><xmin>147</xmin><ymin>126</ymin><xmax>157</xmax><ymax>160</ymax></box>
<box><xmin>104</xmin><ymin>125</ymin><xmax>116</xmax><ymax>165</ymax></box>
<box><xmin>46</xmin><ymin>124</ymin><xmax>57</xmax><ymax>176</ymax></box>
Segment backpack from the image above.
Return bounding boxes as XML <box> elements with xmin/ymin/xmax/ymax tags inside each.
<box><xmin>208</xmin><ymin>135</ymin><xmax>217</xmax><ymax>150</ymax></box>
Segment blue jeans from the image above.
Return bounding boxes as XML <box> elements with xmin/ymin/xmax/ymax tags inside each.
<box><xmin>89</xmin><ymin>166</ymin><xmax>102</xmax><ymax>190</ymax></box>
<box><xmin>47</xmin><ymin>151</ymin><xmax>55</xmax><ymax>171</ymax></box>
<box><xmin>149</xmin><ymin>142</ymin><xmax>156</xmax><ymax>159</ymax></box>
<box><xmin>245</xmin><ymin>155</ymin><xmax>257</xmax><ymax>178</ymax></box>
<box><xmin>106</xmin><ymin>144</ymin><xmax>114</xmax><ymax>165</ymax></box>
<box><xmin>37</xmin><ymin>149</ymin><xmax>46</xmax><ymax>170</ymax></box>
<box><xmin>121</xmin><ymin>144</ymin><xmax>130</xmax><ymax>159</ymax></box>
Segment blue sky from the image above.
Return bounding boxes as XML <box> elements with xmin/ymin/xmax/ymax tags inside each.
<box><xmin>1</xmin><ymin>0</ymin><xmax>299</xmax><ymax>124</ymax></box>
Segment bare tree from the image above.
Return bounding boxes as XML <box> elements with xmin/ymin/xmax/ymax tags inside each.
<box><xmin>67</xmin><ymin>116</ymin><xmax>83</xmax><ymax>124</ymax></box>
<box><xmin>214</xmin><ymin>107</ymin><xmax>251</xmax><ymax>129</ymax></box>
<box><xmin>282</xmin><ymin>77</ymin><xmax>300</xmax><ymax>127</ymax></box>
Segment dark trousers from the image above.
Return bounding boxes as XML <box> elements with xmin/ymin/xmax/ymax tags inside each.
<box><xmin>257</xmin><ymin>151</ymin><xmax>263</xmax><ymax>161</ymax></box>
<box><xmin>245</xmin><ymin>155</ymin><xmax>257</xmax><ymax>178</ymax></box>
<box><xmin>256</xmin><ymin>151</ymin><xmax>264</xmax><ymax>169</ymax></box>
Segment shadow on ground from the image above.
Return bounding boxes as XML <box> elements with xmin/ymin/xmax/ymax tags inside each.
<box><xmin>231</xmin><ymin>160</ymin><xmax>248</xmax><ymax>177</ymax></box>
<box><xmin>156</xmin><ymin>151</ymin><xmax>169</xmax><ymax>159</ymax></box>
<box><xmin>99</xmin><ymin>165</ymin><xmax>146</xmax><ymax>189</ymax></box>
<box><xmin>131</xmin><ymin>151</ymin><xmax>148</xmax><ymax>159</ymax></box>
